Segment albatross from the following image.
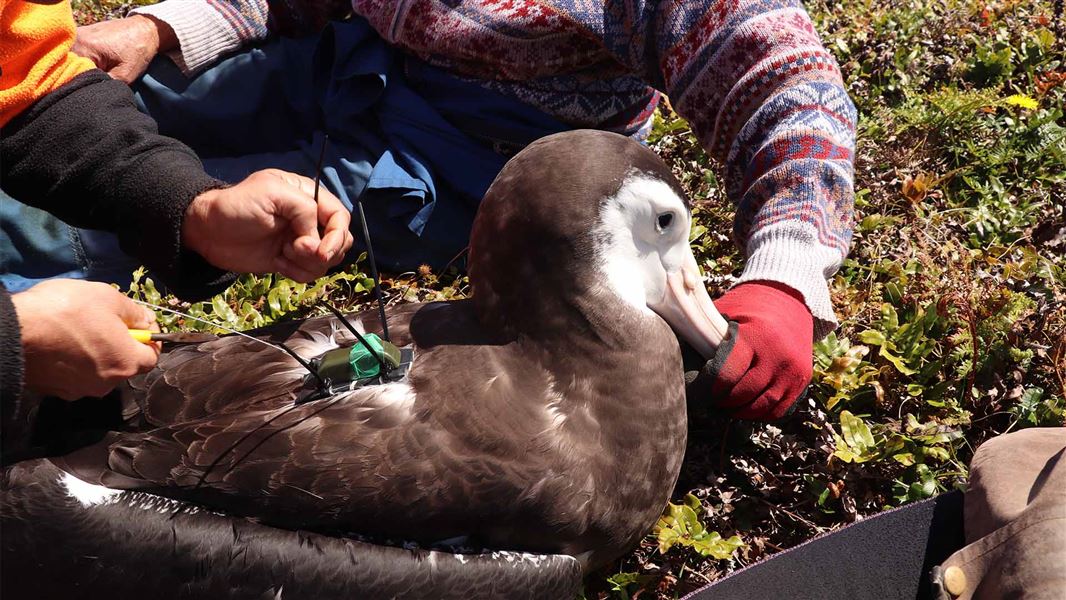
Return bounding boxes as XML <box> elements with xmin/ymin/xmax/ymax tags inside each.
<box><xmin>1</xmin><ymin>130</ymin><xmax>730</xmax><ymax>599</ymax></box>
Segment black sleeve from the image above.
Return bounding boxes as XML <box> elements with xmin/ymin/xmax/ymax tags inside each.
<box><xmin>0</xmin><ymin>285</ymin><xmax>35</xmax><ymax>464</ymax></box>
<box><xmin>0</xmin><ymin>70</ymin><xmax>235</xmax><ymax>301</ymax></box>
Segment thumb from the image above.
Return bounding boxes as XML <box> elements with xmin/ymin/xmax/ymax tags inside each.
<box><xmin>111</xmin><ymin>295</ymin><xmax>161</xmax><ymax>370</ymax></box>
<box><xmin>273</xmin><ymin>187</ymin><xmax>321</xmax><ymax>258</ymax></box>
<box><xmin>709</xmin><ymin>325</ymin><xmax>754</xmax><ymax>401</ymax></box>
<box><xmin>112</xmin><ymin>293</ymin><xmax>155</xmax><ymax>330</ymax></box>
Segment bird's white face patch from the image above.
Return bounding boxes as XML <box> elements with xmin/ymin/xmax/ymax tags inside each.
<box><xmin>593</xmin><ymin>174</ymin><xmax>693</xmax><ymax>313</ymax></box>
<box><xmin>592</xmin><ymin>173</ymin><xmax>730</xmax><ymax>355</ymax></box>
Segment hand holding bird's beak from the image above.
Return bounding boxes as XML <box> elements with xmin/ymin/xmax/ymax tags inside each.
<box><xmin>685</xmin><ymin>281</ymin><xmax>814</xmax><ymax>422</ymax></box>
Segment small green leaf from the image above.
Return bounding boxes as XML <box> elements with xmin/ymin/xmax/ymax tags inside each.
<box><xmin>833</xmin><ymin>411</ymin><xmax>880</xmax><ymax>463</ymax></box>
<box><xmin>691</xmin><ymin>532</ymin><xmax>746</xmax><ymax>560</ymax></box>
<box><xmin>654</xmin><ymin>500</ymin><xmax>744</xmax><ymax>560</ymax></box>
<box><xmin>211</xmin><ymin>296</ymin><xmax>239</xmax><ymax>328</ymax></box>
<box><xmin>841</xmin><ymin>411</ymin><xmax>875</xmax><ymax>448</ymax></box>
<box><xmin>879</xmin><ymin>344</ymin><xmax>918</xmax><ymax>375</ymax></box>
<box><xmin>683</xmin><ymin>493</ymin><xmax>702</xmax><ymax>513</ymax></box>
<box><xmin>606</xmin><ymin>571</ymin><xmax>655</xmax><ymax>599</ymax></box>
<box><xmin>689</xmin><ymin>224</ymin><xmax>708</xmax><ymax>242</ymax></box>
<box><xmin>267</xmin><ymin>288</ymin><xmax>282</xmax><ymax>314</ymax></box>
<box><xmin>656</xmin><ymin>523</ymin><xmax>681</xmax><ymax>554</ymax></box>
<box><xmin>893</xmin><ymin>452</ymin><xmax>916</xmax><ymax>466</ymax></box>
<box><xmin>858</xmin><ymin>330</ymin><xmax>886</xmax><ymax>345</ymax></box>
<box><xmin>883</xmin><ymin>281</ymin><xmax>904</xmax><ymax>304</ymax></box>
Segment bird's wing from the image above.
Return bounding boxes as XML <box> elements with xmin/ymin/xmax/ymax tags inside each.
<box><xmin>59</xmin><ymin>301</ymin><xmax>584</xmax><ymax>549</ymax></box>
<box><xmin>122</xmin><ymin>302</ymin><xmax>425</xmax><ymax>427</ymax></box>
<box><xmin>2</xmin><ymin>459</ymin><xmax>584</xmax><ymax>600</ymax></box>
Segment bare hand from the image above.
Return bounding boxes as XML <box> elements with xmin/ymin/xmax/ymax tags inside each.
<box><xmin>12</xmin><ymin>280</ymin><xmax>161</xmax><ymax>400</ymax></box>
<box><xmin>72</xmin><ymin>15</ymin><xmax>176</xmax><ymax>83</ymax></box>
<box><xmin>182</xmin><ymin>169</ymin><xmax>355</xmax><ymax>282</ymax></box>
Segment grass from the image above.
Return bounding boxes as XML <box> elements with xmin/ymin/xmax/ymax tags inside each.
<box><xmin>77</xmin><ymin>1</ymin><xmax>1065</xmax><ymax>598</ymax></box>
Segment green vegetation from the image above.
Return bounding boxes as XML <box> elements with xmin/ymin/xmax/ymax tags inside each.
<box><xmin>608</xmin><ymin>1</ymin><xmax>1063</xmax><ymax>596</ymax></box>
<box><xmin>78</xmin><ymin>1</ymin><xmax>1064</xmax><ymax>598</ymax></box>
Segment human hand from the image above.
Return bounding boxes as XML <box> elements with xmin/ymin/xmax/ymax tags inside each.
<box><xmin>687</xmin><ymin>281</ymin><xmax>814</xmax><ymax>421</ymax></box>
<box><xmin>182</xmin><ymin>169</ymin><xmax>354</xmax><ymax>282</ymax></box>
<box><xmin>72</xmin><ymin>15</ymin><xmax>177</xmax><ymax>84</ymax></box>
<box><xmin>12</xmin><ymin>280</ymin><xmax>161</xmax><ymax>400</ymax></box>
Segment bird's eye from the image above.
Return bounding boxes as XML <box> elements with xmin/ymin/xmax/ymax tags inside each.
<box><xmin>657</xmin><ymin>212</ymin><xmax>674</xmax><ymax>231</ymax></box>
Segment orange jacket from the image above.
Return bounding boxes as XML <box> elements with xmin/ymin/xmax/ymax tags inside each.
<box><xmin>0</xmin><ymin>0</ymin><xmax>95</xmax><ymax>126</ymax></box>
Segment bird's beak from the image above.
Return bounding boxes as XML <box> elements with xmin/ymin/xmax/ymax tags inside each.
<box><xmin>650</xmin><ymin>253</ymin><xmax>730</xmax><ymax>359</ymax></box>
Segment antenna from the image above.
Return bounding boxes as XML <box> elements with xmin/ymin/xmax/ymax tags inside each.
<box><xmin>313</xmin><ymin>134</ymin><xmax>328</xmax><ymax>206</ymax></box>
<box><xmin>132</xmin><ymin>299</ymin><xmax>326</xmax><ymax>388</ymax></box>
<box><xmin>192</xmin><ymin>389</ymin><xmax>346</xmax><ymax>492</ymax></box>
<box><xmin>313</xmin><ymin>135</ymin><xmax>390</xmax><ymax>341</ymax></box>
<box><xmin>354</xmin><ymin>199</ymin><xmax>390</xmax><ymax>341</ymax></box>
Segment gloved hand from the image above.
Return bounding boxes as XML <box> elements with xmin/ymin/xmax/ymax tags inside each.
<box><xmin>685</xmin><ymin>281</ymin><xmax>813</xmax><ymax>421</ymax></box>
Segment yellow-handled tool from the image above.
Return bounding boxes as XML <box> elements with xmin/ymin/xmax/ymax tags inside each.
<box><xmin>129</xmin><ymin>329</ymin><xmax>218</xmax><ymax>344</ymax></box>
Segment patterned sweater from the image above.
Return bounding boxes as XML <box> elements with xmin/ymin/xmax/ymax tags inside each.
<box><xmin>135</xmin><ymin>0</ymin><xmax>857</xmax><ymax>336</ymax></box>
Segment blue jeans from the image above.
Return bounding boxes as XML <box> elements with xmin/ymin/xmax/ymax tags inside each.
<box><xmin>0</xmin><ymin>16</ymin><xmax>569</xmax><ymax>292</ymax></box>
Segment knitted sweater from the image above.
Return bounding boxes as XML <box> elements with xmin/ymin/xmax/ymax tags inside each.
<box><xmin>135</xmin><ymin>0</ymin><xmax>857</xmax><ymax>336</ymax></box>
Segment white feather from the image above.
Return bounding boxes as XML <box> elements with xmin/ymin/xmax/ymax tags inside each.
<box><xmin>60</xmin><ymin>473</ymin><xmax>121</xmax><ymax>507</ymax></box>
<box><xmin>592</xmin><ymin>174</ymin><xmax>691</xmax><ymax>313</ymax></box>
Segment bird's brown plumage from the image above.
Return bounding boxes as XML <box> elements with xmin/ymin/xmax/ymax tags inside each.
<box><xmin>54</xmin><ymin>130</ymin><xmax>690</xmax><ymax>571</ymax></box>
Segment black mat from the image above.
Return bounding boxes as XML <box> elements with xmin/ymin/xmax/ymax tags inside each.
<box><xmin>684</xmin><ymin>491</ymin><xmax>965</xmax><ymax>600</ymax></box>
<box><xmin>1</xmin><ymin>460</ymin><xmax>582</xmax><ymax>600</ymax></box>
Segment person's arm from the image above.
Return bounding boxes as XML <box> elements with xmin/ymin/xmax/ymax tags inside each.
<box><xmin>1</xmin><ymin>71</ymin><xmax>355</xmax><ymax>297</ymax></box>
<box><xmin>599</xmin><ymin>1</ymin><xmax>858</xmax><ymax>419</ymax></box>
<box><xmin>0</xmin><ymin>281</ymin><xmax>160</xmax><ymax>463</ymax></box>
<box><xmin>1</xmin><ymin>70</ymin><xmax>237</xmax><ymax>299</ymax></box>
<box><xmin>0</xmin><ymin>0</ymin><xmax>231</xmax><ymax>298</ymax></box>
<box><xmin>75</xmin><ymin>0</ymin><xmax>350</xmax><ymax>82</ymax></box>
<box><xmin>601</xmin><ymin>0</ymin><xmax>857</xmax><ymax>334</ymax></box>
<box><xmin>1</xmin><ymin>2</ymin><xmax>354</xmax><ymax>299</ymax></box>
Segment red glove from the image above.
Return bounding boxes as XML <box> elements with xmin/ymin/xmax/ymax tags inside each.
<box><xmin>687</xmin><ymin>281</ymin><xmax>814</xmax><ymax>421</ymax></box>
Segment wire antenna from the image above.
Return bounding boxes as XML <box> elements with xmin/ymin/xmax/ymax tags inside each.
<box><xmin>132</xmin><ymin>299</ymin><xmax>326</xmax><ymax>388</ymax></box>
<box><xmin>313</xmin><ymin>135</ymin><xmax>390</xmax><ymax>341</ymax></box>
<box><xmin>313</xmin><ymin>134</ymin><xmax>328</xmax><ymax>206</ymax></box>
<box><xmin>191</xmin><ymin>388</ymin><xmax>345</xmax><ymax>493</ymax></box>
<box><xmin>354</xmin><ymin>199</ymin><xmax>390</xmax><ymax>342</ymax></box>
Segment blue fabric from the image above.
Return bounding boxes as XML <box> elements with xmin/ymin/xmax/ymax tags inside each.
<box><xmin>0</xmin><ymin>201</ymin><xmax>139</xmax><ymax>292</ymax></box>
<box><xmin>0</xmin><ymin>16</ymin><xmax>571</xmax><ymax>290</ymax></box>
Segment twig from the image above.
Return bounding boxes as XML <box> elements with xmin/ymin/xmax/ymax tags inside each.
<box><xmin>755</xmin><ymin>498</ymin><xmax>822</xmax><ymax>533</ymax></box>
<box><xmin>1053</xmin><ymin>332</ymin><xmax>1066</xmax><ymax>406</ymax></box>
<box><xmin>687</xmin><ymin>567</ymin><xmax>715</xmax><ymax>586</ymax></box>
<box><xmin>718</xmin><ymin>420</ymin><xmax>731</xmax><ymax>473</ymax></box>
